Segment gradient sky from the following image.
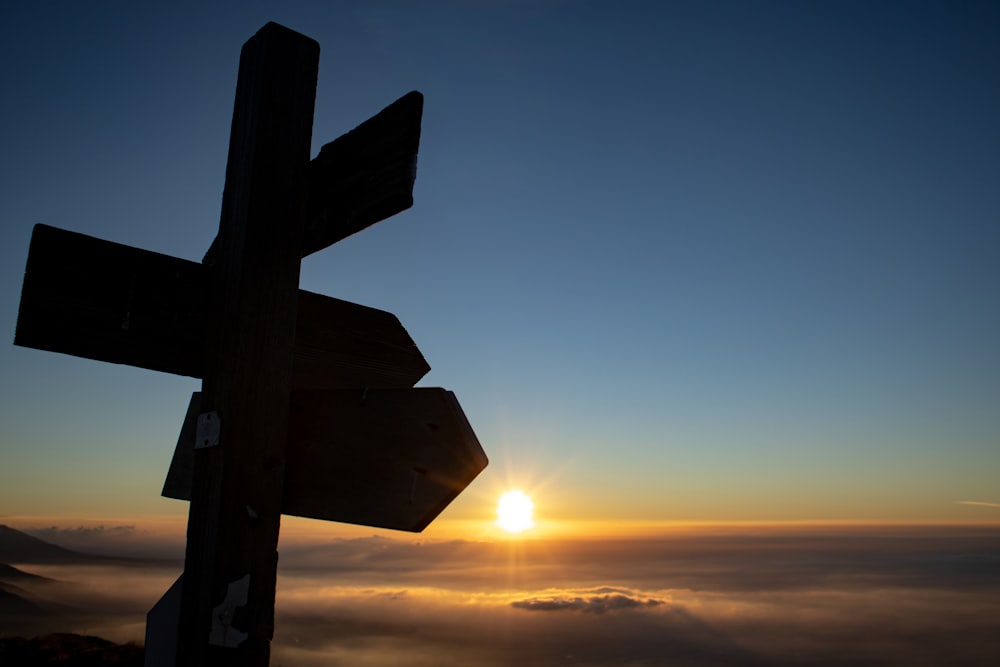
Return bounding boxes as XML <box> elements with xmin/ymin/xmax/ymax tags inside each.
<box><xmin>1</xmin><ymin>0</ymin><xmax>998</xmax><ymax>530</ymax></box>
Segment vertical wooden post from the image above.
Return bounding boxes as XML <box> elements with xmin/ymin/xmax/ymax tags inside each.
<box><xmin>177</xmin><ymin>23</ymin><xmax>319</xmax><ymax>667</ymax></box>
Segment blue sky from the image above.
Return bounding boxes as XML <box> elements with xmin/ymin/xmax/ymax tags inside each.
<box><xmin>1</xmin><ymin>1</ymin><xmax>998</xmax><ymax>525</ymax></box>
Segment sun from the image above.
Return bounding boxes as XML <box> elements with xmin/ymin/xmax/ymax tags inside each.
<box><xmin>496</xmin><ymin>490</ymin><xmax>535</xmax><ymax>533</ymax></box>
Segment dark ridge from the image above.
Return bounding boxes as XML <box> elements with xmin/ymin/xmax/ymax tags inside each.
<box><xmin>0</xmin><ymin>525</ymin><xmax>90</xmax><ymax>564</ymax></box>
<box><xmin>0</xmin><ymin>633</ymin><xmax>143</xmax><ymax>666</ymax></box>
<box><xmin>0</xmin><ymin>562</ymin><xmax>51</xmax><ymax>581</ymax></box>
<box><xmin>0</xmin><ymin>584</ymin><xmax>50</xmax><ymax>617</ymax></box>
<box><xmin>0</xmin><ymin>525</ymin><xmax>168</xmax><ymax>566</ymax></box>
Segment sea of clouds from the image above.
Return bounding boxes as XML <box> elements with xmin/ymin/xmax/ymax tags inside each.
<box><xmin>8</xmin><ymin>524</ymin><xmax>1000</xmax><ymax>666</ymax></box>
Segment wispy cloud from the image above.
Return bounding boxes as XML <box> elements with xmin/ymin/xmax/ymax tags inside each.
<box><xmin>959</xmin><ymin>500</ymin><xmax>1000</xmax><ymax>508</ymax></box>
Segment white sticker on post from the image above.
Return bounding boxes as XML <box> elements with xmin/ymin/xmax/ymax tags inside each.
<box><xmin>209</xmin><ymin>573</ymin><xmax>250</xmax><ymax>647</ymax></box>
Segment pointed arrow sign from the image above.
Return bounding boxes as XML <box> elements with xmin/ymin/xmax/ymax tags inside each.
<box><xmin>15</xmin><ymin>224</ymin><xmax>430</xmax><ymax>389</ymax></box>
<box><xmin>203</xmin><ymin>90</ymin><xmax>423</xmax><ymax>263</ymax></box>
<box><xmin>163</xmin><ymin>388</ymin><xmax>487</xmax><ymax>532</ymax></box>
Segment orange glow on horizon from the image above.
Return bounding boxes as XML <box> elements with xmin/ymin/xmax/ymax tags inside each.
<box><xmin>5</xmin><ymin>514</ymin><xmax>999</xmax><ymax>551</ymax></box>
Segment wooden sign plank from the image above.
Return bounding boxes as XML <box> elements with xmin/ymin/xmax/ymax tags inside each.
<box><xmin>203</xmin><ymin>91</ymin><xmax>423</xmax><ymax>263</ymax></box>
<box><xmin>293</xmin><ymin>289</ymin><xmax>429</xmax><ymax>390</ymax></box>
<box><xmin>12</xmin><ymin>19</ymin><xmax>475</xmax><ymax>667</ymax></box>
<box><xmin>15</xmin><ymin>224</ymin><xmax>429</xmax><ymax>388</ymax></box>
<box><xmin>163</xmin><ymin>388</ymin><xmax>488</xmax><ymax>532</ymax></box>
<box><xmin>15</xmin><ymin>224</ymin><xmax>205</xmax><ymax>378</ymax></box>
<box><xmin>145</xmin><ymin>575</ymin><xmax>183</xmax><ymax>667</ymax></box>
<box><xmin>287</xmin><ymin>388</ymin><xmax>486</xmax><ymax>531</ymax></box>
<box><xmin>302</xmin><ymin>91</ymin><xmax>423</xmax><ymax>257</ymax></box>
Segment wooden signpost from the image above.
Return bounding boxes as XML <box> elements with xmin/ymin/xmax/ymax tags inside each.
<box><xmin>13</xmin><ymin>22</ymin><xmax>487</xmax><ymax>667</ymax></box>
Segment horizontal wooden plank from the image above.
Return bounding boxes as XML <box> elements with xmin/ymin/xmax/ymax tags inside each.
<box><xmin>284</xmin><ymin>387</ymin><xmax>487</xmax><ymax>530</ymax></box>
<box><xmin>15</xmin><ymin>224</ymin><xmax>206</xmax><ymax>377</ymax></box>
<box><xmin>15</xmin><ymin>224</ymin><xmax>429</xmax><ymax>388</ymax></box>
<box><xmin>294</xmin><ymin>289</ymin><xmax>430</xmax><ymax>389</ymax></box>
<box><xmin>163</xmin><ymin>388</ymin><xmax>488</xmax><ymax>532</ymax></box>
<box><xmin>203</xmin><ymin>90</ymin><xmax>423</xmax><ymax>264</ymax></box>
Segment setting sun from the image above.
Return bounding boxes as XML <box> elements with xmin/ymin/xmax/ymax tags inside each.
<box><xmin>496</xmin><ymin>490</ymin><xmax>535</xmax><ymax>533</ymax></box>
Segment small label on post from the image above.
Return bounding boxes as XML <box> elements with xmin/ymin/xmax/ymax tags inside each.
<box><xmin>209</xmin><ymin>574</ymin><xmax>250</xmax><ymax>647</ymax></box>
<box><xmin>195</xmin><ymin>411</ymin><xmax>220</xmax><ymax>449</ymax></box>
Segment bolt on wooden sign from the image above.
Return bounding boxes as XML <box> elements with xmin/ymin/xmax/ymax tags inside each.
<box><xmin>14</xmin><ymin>22</ymin><xmax>486</xmax><ymax>667</ymax></box>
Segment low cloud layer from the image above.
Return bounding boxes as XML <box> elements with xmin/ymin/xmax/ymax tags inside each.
<box><xmin>4</xmin><ymin>524</ymin><xmax>1000</xmax><ymax>666</ymax></box>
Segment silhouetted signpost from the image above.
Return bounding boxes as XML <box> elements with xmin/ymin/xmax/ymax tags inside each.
<box><xmin>13</xmin><ymin>22</ymin><xmax>487</xmax><ymax>667</ymax></box>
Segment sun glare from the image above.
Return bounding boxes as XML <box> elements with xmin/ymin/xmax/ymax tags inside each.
<box><xmin>496</xmin><ymin>490</ymin><xmax>535</xmax><ymax>533</ymax></box>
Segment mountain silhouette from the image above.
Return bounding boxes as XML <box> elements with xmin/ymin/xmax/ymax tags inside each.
<box><xmin>0</xmin><ymin>526</ymin><xmax>89</xmax><ymax>635</ymax></box>
<box><xmin>0</xmin><ymin>525</ymin><xmax>105</xmax><ymax>564</ymax></box>
<box><xmin>0</xmin><ymin>582</ymin><xmax>50</xmax><ymax>617</ymax></box>
<box><xmin>0</xmin><ymin>574</ymin><xmax>69</xmax><ymax>636</ymax></box>
<box><xmin>0</xmin><ymin>528</ymin><xmax>145</xmax><ymax>664</ymax></box>
<box><xmin>1</xmin><ymin>562</ymin><xmax>50</xmax><ymax>580</ymax></box>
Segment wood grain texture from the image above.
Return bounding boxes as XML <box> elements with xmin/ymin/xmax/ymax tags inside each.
<box><xmin>163</xmin><ymin>389</ymin><xmax>488</xmax><ymax>532</ymax></box>
<box><xmin>202</xmin><ymin>90</ymin><xmax>422</xmax><ymax>264</ymax></box>
<box><xmin>15</xmin><ymin>225</ymin><xmax>429</xmax><ymax>389</ymax></box>
<box><xmin>293</xmin><ymin>289</ymin><xmax>429</xmax><ymax>389</ymax></box>
<box><xmin>178</xmin><ymin>23</ymin><xmax>318</xmax><ymax>667</ymax></box>
<box><xmin>302</xmin><ymin>90</ymin><xmax>422</xmax><ymax>257</ymax></box>
<box><xmin>15</xmin><ymin>224</ymin><xmax>205</xmax><ymax>377</ymax></box>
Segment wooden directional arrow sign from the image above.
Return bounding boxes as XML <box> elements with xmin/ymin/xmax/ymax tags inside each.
<box><xmin>12</xmin><ymin>22</ymin><xmax>482</xmax><ymax>666</ymax></box>
<box><xmin>16</xmin><ymin>87</ymin><xmax>426</xmax><ymax>385</ymax></box>
<box><xmin>163</xmin><ymin>388</ymin><xmax>487</xmax><ymax>532</ymax></box>
<box><xmin>15</xmin><ymin>224</ymin><xmax>429</xmax><ymax>389</ymax></box>
<box><xmin>203</xmin><ymin>90</ymin><xmax>423</xmax><ymax>263</ymax></box>
<box><xmin>302</xmin><ymin>90</ymin><xmax>422</xmax><ymax>256</ymax></box>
